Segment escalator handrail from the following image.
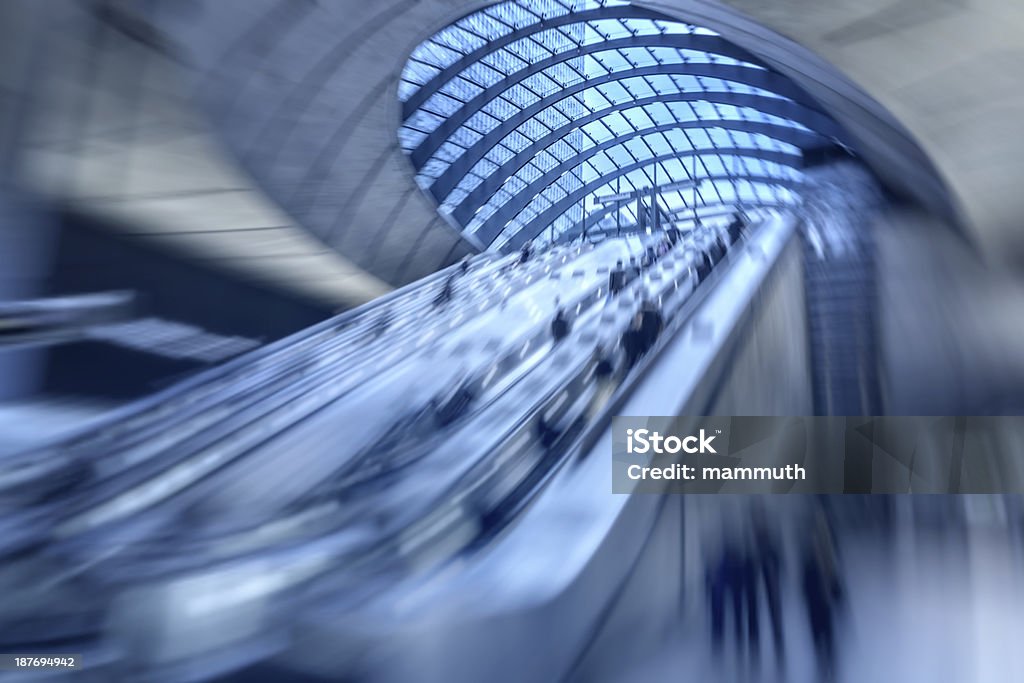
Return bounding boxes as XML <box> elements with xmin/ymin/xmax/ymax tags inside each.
<box><xmin>3</xmin><ymin>256</ymin><xmax>499</xmax><ymax>461</ymax></box>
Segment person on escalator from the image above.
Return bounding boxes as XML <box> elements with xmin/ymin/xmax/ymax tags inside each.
<box><xmin>372</xmin><ymin>309</ymin><xmax>393</xmax><ymax>338</ymax></box>
<box><xmin>535</xmin><ymin>412</ymin><xmax>563</xmax><ymax>448</ymax></box>
<box><xmin>433</xmin><ymin>376</ymin><xmax>476</xmax><ymax>426</ymax></box>
<box><xmin>638</xmin><ymin>299</ymin><xmax>665</xmax><ymax>353</ymax></box>
<box><xmin>433</xmin><ymin>273</ymin><xmax>456</xmax><ymax>309</ymax></box>
<box><xmin>550</xmin><ymin>307</ymin><xmax>571</xmax><ymax>343</ymax></box>
<box><xmin>717</xmin><ymin>234</ymin><xmax>729</xmax><ymax>259</ymax></box>
<box><xmin>627</xmin><ymin>257</ymin><xmax>641</xmax><ymax>282</ymax></box>
<box><xmin>710</xmin><ymin>234</ymin><xmax>726</xmax><ymax>263</ymax></box>
<box><xmin>585</xmin><ymin>344</ymin><xmax>618</xmax><ymax>422</ymax></box>
<box><xmin>517</xmin><ymin>241</ymin><xmax>533</xmax><ymax>266</ymax></box>
<box><xmin>594</xmin><ymin>346</ymin><xmax>615</xmax><ymax>381</ymax></box>
<box><xmin>727</xmin><ymin>212</ymin><xmax>745</xmax><ymax>244</ymax></box>
<box><xmin>696</xmin><ymin>249</ymin><xmax>713</xmax><ymax>282</ymax></box>
<box><xmin>608</xmin><ymin>260</ymin><xmax>626</xmax><ymax>296</ymax></box>
<box><xmin>620</xmin><ymin>312</ymin><xmax>646</xmax><ymax>371</ymax></box>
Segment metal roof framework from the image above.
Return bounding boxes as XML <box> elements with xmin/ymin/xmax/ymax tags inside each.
<box><xmin>399</xmin><ymin>0</ymin><xmax>847</xmax><ymax>250</ymax></box>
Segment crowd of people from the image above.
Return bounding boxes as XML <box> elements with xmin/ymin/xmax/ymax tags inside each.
<box><xmin>431</xmin><ymin>222</ymin><xmax>745</xmax><ymax>386</ymax></box>
<box><xmin>707</xmin><ymin>501</ymin><xmax>847</xmax><ymax>680</ymax></box>
<box><xmin>427</xmin><ymin>223</ymin><xmax>742</xmax><ymax>443</ymax></box>
<box><xmin>550</xmin><ymin>222</ymin><xmax>744</xmax><ymax>390</ymax></box>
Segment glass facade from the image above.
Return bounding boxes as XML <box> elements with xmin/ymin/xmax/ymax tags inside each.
<box><xmin>399</xmin><ymin>0</ymin><xmax>839</xmax><ymax>250</ymax></box>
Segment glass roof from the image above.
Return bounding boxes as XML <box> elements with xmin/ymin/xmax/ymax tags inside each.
<box><xmin>399</xmin><ymin>0</ymin><xmax>841</xmax><ymax>251</ymax></box>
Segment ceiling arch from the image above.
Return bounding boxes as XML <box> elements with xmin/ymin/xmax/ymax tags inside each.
<box><xmin>402</xmin><ymin>5</ymin><xmax>669</xmax><ymax>116</ymax></box>
<box><xmin>434</xmin><ymin>91</ymin><xmax>835</xmax><ymax>211</ymax></box>
<box><xmin>145</xmin><ymin>0</ymin><xmax>969</xmax><ymax>289</ymax></box>
<box><xmin>410</xmin><ymin>63</ymin><xmax>823</xmax><ymax>168</ymax></box>
<box><xmin>398</xmin><ymin>0</ymin><xmax>851</xmax><ymax>251</ymax></box>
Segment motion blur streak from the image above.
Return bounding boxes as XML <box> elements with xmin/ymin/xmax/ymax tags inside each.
<box><xmin>0</xmin><ymin>1</ymin><xmax>1022</xmax><ymax>682</ymax></box>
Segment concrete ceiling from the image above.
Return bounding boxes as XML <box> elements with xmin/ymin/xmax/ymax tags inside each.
<box><xmin>13</xmin><ymin>0</ymin><xmax>1015</xmax><ymax>297</ymax></box>
<box><xmin>12</xmin><ymin>0</ymin><xmax>390</xmax><ymax>309</ymax></box>
<box><xmin>145</xmin><ymin>0</ymin><xmax>1024</xmax><ymax>272</ymax></box>
<box><xmin>650</xmin><ymin>0</ymin><xmax>1024</xmax><ymax>265</ymax></box>
<box><xmin>146</xmin><ymin>0</ymin><xmax>482</xmax><ymax>288</ymax></box>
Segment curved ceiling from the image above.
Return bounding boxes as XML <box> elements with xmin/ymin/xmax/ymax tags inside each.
<box><xmin>145</xmin><ymin>0</ymin><xmax>482</xmax><ymax>288</ymax></box>
<box><xmin>397</xmin><ymin>0</ymin><xmax>851</xmax><ymax>251</ymax></box>
<box><xmin>12</xmin><ymin>0</ymin><xmax>390</xmax><ymax>309</ymax></box>
<box><xmin>143</xmin><ymin>0</ymin><xmax>1003</xmax><ymax>279</ymax></box>
<box><xmin>663</xmin><ymin>0</ymin><xmax>1022</xmax><ymax>263</ymax></box>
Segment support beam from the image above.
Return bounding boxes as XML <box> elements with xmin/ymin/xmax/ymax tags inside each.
<box><xmin>402</xmin><ymin>5</ymin><xmax>691</xmax><ymax>118</ymax></box>
<box><xmin>406</xmin><ymin>32</ymin><xmax>771</xmax><ymax>125</ymax></box>
<box><xmin>433</xmin><ymin>92</ymin><xmax>837</xmax><ymax>206</ymax></box>
<box><xmin>410</xmin><ymin>62</ymin><xmax>828</xmax><ymax>168</ymax></box>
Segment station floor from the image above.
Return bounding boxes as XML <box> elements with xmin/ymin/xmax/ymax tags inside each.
<box><xmin>608</xmin><ymin>512</ymin><xmax>1024</xmax><ymax>683</ymax></box>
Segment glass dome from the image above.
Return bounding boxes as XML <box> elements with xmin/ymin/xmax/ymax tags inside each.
<box><xmin>399</xmin><ymin>0</ymin><xmax>847</xmax><ymax>250</ymax></box>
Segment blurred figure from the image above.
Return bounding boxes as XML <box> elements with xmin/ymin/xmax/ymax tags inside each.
<box><xmin>459</xmin><ymin>256</ymin><xmax>471</xmax><ymax>276</ymax></box>
<box><xmin>638</xmin><ymin>299</ymin><xmax>664</xmax><ymax>353</ymax></box>
<box><xmin>627</xmin><ymin>256</ymin><xmax>641</xmax><ymax>281</ymax></box>
<box><xmin>641</xmin><ymin>246</ymin><xmax>656</xmax><ymax>268</ymax></box>
<box><xmin>608</xmin><ymin>260</ymin><xmax>626</xmax><ymax>296</ymax></box>
<box><xmin>594</xmin><ymin>345</ymin><xmax>616</xmax><ymax>385</ymax></box>
<box><xmin>695</xmin><ymin>249</ymin><xmax>713</xmax><ymax>282</ymax></box>
<box><xmin>708</xmin><ymin>533</ymin><xmax>758</xmax><ymax>664</ymax></box>
<box><xmin>620</xmin><ymin>300</ymin><xmax>663</xmax><ymax>372</ymax></box>
<box><xmin>621</xmin><ymin>312</ymin><xmax>646</xmax><ymax>371</ymax></box>
<box><xmin>801</xmin><ymin>507</ymin><xmax>845</xmax><ymax>681</ymax></box>
<box><xmin>727</xmin><ymin>212</ymin><xmax>745</xmax><ymax>244</ymax></box>
<box><xmin>371</xmin><ymin>310</ymin><xmax>393</xmax><ymax>338</ymax></box>
<box><xmin>710</xmin><ymin>235</ymin><xmax>726</xmax><ymax>263</ymax></box>
<box><xmin>550</xmin><ymin>307</ymin><xmax>570</xmax><ymax>343</ymax></box>
<box><xmin>535</xmin><ymin>415</ymin><xmax>562</xmax><ymax>448</ymax></box>
<box><xmin>432</xmin><ymin>375</ymin><xmax>476</xmax><ymax>426</ymax></box>
<box><xmin>517</xmin><ymin>241</ymin><xmax>533</xmax><ymax>266</ymax></box>
<box><xmin>433</xmin><ymin>273</ymin><xmax>456</xmax><ymax>309</ymax></box>
<box><xmin>742</xmin><ymin>530</ymin><xmax>762</xmax><ymax>666</ymax></box>
<box><xmin>752</xmin><ymin>510</ymin><xmax>786</xmax><ymax>669</ymax></box>
<box><xmin>584</xmin><ymin>345</ymin><xmax>618</xmax><ymax>422</ymax></box>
